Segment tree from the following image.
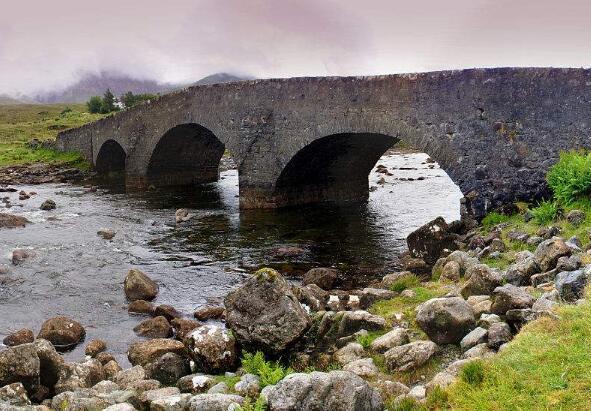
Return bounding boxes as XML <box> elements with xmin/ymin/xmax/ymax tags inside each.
<box><xmin>100</xmin><ymin>88</ymin><xmax>118</xmax><ymax>114</ymax></box>
<box><xmin>120</xmin><ymin>91</ymin><xmax>157</xmax><ymax>109</ymax></box>
<box><xmin>87</xmin><ymin>96</ymin><xmax>102</xmax><ymax>114</ymax></box>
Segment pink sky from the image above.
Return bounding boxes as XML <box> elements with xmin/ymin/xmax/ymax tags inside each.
<box><xmin>1</xmin><ymin>0</ymin><xmax>591</xmax><ymax>95</ymax></box>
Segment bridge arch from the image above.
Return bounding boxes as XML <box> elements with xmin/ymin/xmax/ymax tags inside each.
<box><xmin>146</xmin><ymin>123</ymin><xmax>226</xmax><ymax>187</ymax></box>
<box><xmin>272</xmin><ymin>132</ymin><xmax>399</xmax><ymax>207</ymax></box>
<box><xmin>95</xmin><ymin>139</ymin><xmax>127</xmax><ymax>175</ymax></box>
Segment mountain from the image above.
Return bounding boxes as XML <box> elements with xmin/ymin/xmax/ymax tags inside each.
<box><xmin>31</xmin><ymin>71</ymin><xmax>253</xmax><ymax>104</ymax></box>
<box><xmin>0</xmin><ymin>94</ymin><xmax>26</xmax><ymax>105</ymax></box>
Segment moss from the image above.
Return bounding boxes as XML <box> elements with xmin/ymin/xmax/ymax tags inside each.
<box><xmin>254</xmin><ymin>267</ymin><xmax>279</xmax><ymax>282</ymax></box>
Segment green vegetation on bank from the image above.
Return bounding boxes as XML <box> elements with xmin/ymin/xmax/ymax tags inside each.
<box><xmin>0</xmin><ymin>103</ymin><xmax>103</xmax><ymax>167</ymax></box>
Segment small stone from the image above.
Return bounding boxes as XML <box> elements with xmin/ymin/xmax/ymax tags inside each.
<box><xmin>39</xmin><ymin>199</ymin><xmax>56</xmax><ymax>210</ymax></box>
<box><xmin>175</xmin><ymin>209</ymin><xmax>192</xmax><ymax>223</ymax></box>
<box><xmin>555</xmin><ymin>268</ymin><xmax>589</xmax><ymax>302</ymax></box>
<box><xmin>533</xmin><ymin>238</ymin><xmax>571</xmax><ymax>272</ymax></box>
<box><xmin>193</xmin><ymin>306</ymin><xmax>224</xmax><ymax>321</ymax></box>
<box><xmin>3</xmin><ymin>329</ymin><xmax>34</xmax><ymax>347</ymax></box>
<box><xmin>440</xmin><ymin>260</ymin><xmax>461</xmax><ymax>282</ymax></box>
<box><xmin>0</xmin><ymin>382</ymin><xmax>31</xmax><ymax>406</ymax></box>
<box><xmin>124</xmin><ymin>269</ymin><xmax>159</xmax><ymax>301</ymax></box>
<box><xmin>566</xmin><ymin>209</ymin><xmax>586</xmax><ymax>226</ymax></box>
<box><xmin>0</xmin><ymin>213</ymin><xmax>29</xmax><ymax>229</ymax></box>
<box><xmin>133</xmin><ymin>316</ymin><xmax>172</xmax><ymax>338</ymax></box>
<box><xmin>145</xmin><ymin>352</ymin><xmax>191</xmax><ymax>385</ymax></box>
<box><xmin>128</xmin><ymin>300</ymin><xmax>155</xmax><ymax>315</ymax></box>
<box><xmin>97</xmin><ymin>229</ymin><xmax>116</xmax><ymax>240</ymax></box>
<box><xmin>416</xmin><ymin>297</ymin><xmax>476</xmax><ymax>345</ymax></box>
<box><xmin>460</xmin><ymin>327</ymin><xmax>488</xmax><ymax>351</ymax></box>
<box><xmin>234</xmin><ymin>373</ymin><xmax>260</xmax><ymax>397</ymax></box>
<box><xmin>462</xmin><ymin>343</ymin><xmax>495</xmax><ymax>359</ymax></box>
<box><xmin>477</xmin><ymin>313</ymin><xmax>502</xmax><ymax>329</ymax></box>
<box><xmin>85</xmin><ymin>339</ymin><xmax>107</xmax><ymax>357</ymax></box>
<box><xmin>177</xmin><ymin>374</ymin><xmax>215</xmax><ymax>394</ymax></box>
<box><xmin>171</xmin><ymin>318</ymin><xmax>201</xmax><ymax>340</ymax></box>
<box><xmin>138</xmin><ymin>387</ymin><xmax>180</xmax><ymax>409</ymax></box>
<box><xmin>95</xmin><ymin>351</ymin><xmax>116</xmax><ymax>365</ymax></box>
<box><xmin>461</xmin><ymin>264</ymin><xmax>503</xmax><ymax>298</ymax></box>
<box><xmin>303</xmin><ymin>267</ymin><xmax>338</xmax><ymax>290</ymax></box>
<box><xmin>491</xmin><ymin>284</ymin><xmax>535</xmax><ymax>315</ymax></box>
<box><xmin>154</xmin><ymin>304</ymin><xmax>182</xmax><ymax>321</ymax></box>
<box><xmin>103</xmin><ymin>360</ymin><xmax>122</xmax><ymax>379</ymax></box>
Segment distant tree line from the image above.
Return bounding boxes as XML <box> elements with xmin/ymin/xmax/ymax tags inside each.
<box><xmin>86</xmin><ymin>89</ymin><xmax>157</xmax><ymax>114</ymax></box>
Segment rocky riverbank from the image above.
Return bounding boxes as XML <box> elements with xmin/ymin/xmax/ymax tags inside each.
<box><xmin>1</xmin><ymin>202</ymin><xmax>589</xmax><ymax>410</ymax></box>
<box><xmin>0</xmin><ymin>163</ymin><xmax>92</xmax><ymax>186</ymax></box>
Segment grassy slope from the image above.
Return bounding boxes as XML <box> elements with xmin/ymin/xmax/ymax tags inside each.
<box><xmin>0</xmin><ymin>103</ymin><xmax>104</xmax><ymax>167</ymax></box>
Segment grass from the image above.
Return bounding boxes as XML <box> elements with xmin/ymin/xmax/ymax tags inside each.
<box><xmin>389</xmin><ymin>273</ymin><xmax>421</xmax><ymax>293</ymax></box>
<box><xmin>357</xmin><ymin>330</ymin><xmax>384</xmax><ymax>349</ymax></box>
<box><xmin>0</xmin><ymin>103</ymin><xmax>103</xmax><ymax>167</ymax></box>
<box><xmin>481</xmin><ymin>212</ymin><xmax>510</xmax><ymax>230</ymax></box>
<box><xmin>531</xmin><ymin>200</ymin><xmax>561</xmax><ymax>224</ymax></box>
<box><xmin>547</xmin><ymin>150</ymin><xmax>591</xmax><ymax>204</ymax></box>
<box><xmin>446</xmin><ymin>290</ymin><xmax>591</xmax><ymax>410</ymax></box>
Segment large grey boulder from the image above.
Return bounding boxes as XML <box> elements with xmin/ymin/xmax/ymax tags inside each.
<box><xmin>54</xmin><ymin>358</ymin><xmax>105</xmax><ymax>394</ymax></box>
<box><xmin>407</xmin><ymin>217</ymin><xmax>457</xmax><ymax>265</ymax></box>
<box><xmin>37</xmin><ymin>316</ymin><xmax>86</xmax><ymax>351</ymax></box>
<box><xmin>461</xmin><ymin>264</ymin><xmax>503</xmax><ymax>298</ymax></box>
<box><xmin>184</xmin><ymin>325</ymin><xmax>237</xmax><ymax>373</ymax></box>
<box><xmin>533</xmin><ymin>237</ymin><xmax>571</xmax><ymax>272</ymax></box>
<box><xmin>491</xmin><ymin>284</ymin><xmax>535</xmax><ymax>315</ymax></box>
<box><xmin>224</xmin><ymin>268</ymin><xmax>310</xmax><ymax>355</ymax></box>
<box><xmin>384</xmin><ymin>341</ymin><xmax>438</xmax><ymax>372</ymax></box>
<box><xmin>416</xmin><ymin>297</ymin><xmax>475</xmax><ymax>344</ymax></box>
<box><xmin>0</xmin><ymin>343</ymin><xmax>40</xmax><ymax>396</ymax></box>
<box><xmin>187</xmin><ymin>393</ymin><xmax>244</xmax><ymax>411</ymax></box>
<box><xmin>504</xmin><ymin>252</ymin><xmax>540</xmax><ymax>285</ymax></box>
<box><xmin>262</xmin><ymin>370</ymin><xmax>383</xmax><ymax>411</ymax></box>
<box><xmin>555</xmin><ymin>267</ymin><xmax>590</xmax><ymax>302</ymax></box>
<box><xmin>124</xmin><ymin>269</ymin><xmax>159</xmax><ymax>301</ymax></box>
<box><xmin>303</xmin><ymin>268</ymin><xmax>338</xmax><ymax>290</ymax></box>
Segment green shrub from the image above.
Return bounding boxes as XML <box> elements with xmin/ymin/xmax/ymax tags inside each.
<box><xmin>388</xmin><ymin>396</ymin><xmax>420</xmax><ymax>411</ymax></box>
<box><xmin>531</xmin><ymin>200</ymin><xmax>560</xmax><ymax>224</ymax></box>
<box><xmin>547</xmin><ymin>150</ymin><xmax>591</xmax><ymax>204</ymax></box>
<box><xmin>235</xmin><ymin>396</ymin><xmax>268</xmax><ymax>411</ymax></box>
<box><xmin>426</xmin><ymin>385</ymin><xmax>449</xmax><ymax>408</ymax></box>
<box><xmin>241</xmin><ymin>351</ymin><xmax>292</xmax><ymax>388</ymax></box>
<box><xmin>389</xmin><ymin>274</ymin><xmax>420</xmax><ymax>293</ymax></box>
<box><xmin>460</xmin><ymin>360</ymin><xmax>485</xmax><ymax>386</ymax></box>
<box><xmin>481</xmin><ymin>211</ymin><xmax>510</xmax><ymax>230</ymax></box>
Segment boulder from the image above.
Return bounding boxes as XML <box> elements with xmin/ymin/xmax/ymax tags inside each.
<box><xmin>133</xmin><ymin>316</ymin><xmax>172</xmax><ymax>338</ymax></box>
<box><xmin>112</xmin><ymin>365</ymin><xmax>147</xmax><ymax>388</ymax></box>
<box><xmin>460</xmin><ymin>327</ymin><xmax>488</xmax><ymax>351</ymax></box>
<box><xmin>556</xmin><ymin>255</ymin><xmax>582</xmax><ymax>272</ymax></box>
<box><xmin>3</xmin><ymin>329</ymin><xmax>34</xmax><ymax>347</ymax></box>
<box><xmin>487</xmin><ymin>322</ymin><xmax>512</xmax><ymax>349</ymax></box>
<box><xmin>177</xmin><ymin>374</ymin><xmax>216</xmax><ymax>394</ymax></box>
<box><xmin>33</xmin><ymin>338</ymin><xmax>64</xmax><ymax>389</ymax></box>
<box><xmin>124</xmin><ymin>269</ymin><xmax>159</xmax><ymax>301</ymax></box>
<box><xmin>370</xmin><ymin>328</ymin><xmax>409</xmax><ymax>353</ymax></box>
<box><xmin>293</xmin><ymin>284</ymin><xmax>328</xmax><ymax>311</ymax></box>
<box><xmin>466</xmin><ymin>295</ymin><xmax>492</xmax><ymax>317</ymax></box>
<box><xmin>224</xmin><ymin>268</ymin><xmax>310</xmax><ymax>355</ymax></box>
<box><xmin>138</xmin><ymin>387</ymin><xmax>181</xmax><ymax>409</ymax></box>
<box><xmin>171</xmin><ymin>318</ymin><xmax>201</xmax><ymax>341</ymax></box>
<box><xmin>0</xmin><ymin>213</ymin><xmax>29</xmax><ymax>229</ymax></box>
<box><xmin>145</xmin><ymin>352</ymin><xmax>191</xmax><ymax>385</ymax></box>
<box><xmin>504</xmin><ymin>254</ymin><xmax>540</xmax><ymax>286</ymax></box>
<box><xmin>380</xmin><ymin>271</ymin><xmax>413</xmax><ymax>288</ymax></box>
<box><xmin>533</xmin><ymin>238</ymin><xmax>571</xmax><ymax>272</ymax></box>
<box><xmin>103</xmin><ymin>360</ymin><xmax>122</xmax><ymax>379</ymax></box>
<box><xmin>461</xmin><ymin>264</ymin><xmax>503</xmax><ymax>298</ymax></box>
<box><xmin>187</xmin><ymin>393</ymin><xmax>244</xmax><ymax>411</ymax></box>
<box><xmin>11</xmin><ymin>249</ymin><xmax>36</xmax><ymax>265</ymax></box>
<box><xmin>384</xmin><ymin>341</ymin><xmax>438</xmax><ymax>372</ymax></box>
<box><xmin>556</xmin><ymin>268</ymin><xmax>590</xmax><ymax>302</ymax></box>
<box><xmin>491</xmin><ymin>284</ymin><xmax>535</xmax><ymax>315</ymax></box>
<box><xmin>407</xmin><ymin>217</ymin><xmax>457</xmax><ymax>265</ymax></box>
<box><xmin>193</xmin><ymin>306</ymin><xmax>224</xmax><ymax>321</ymax></box>
<box><xmin>342</xmin><ymin>358</ymin><xmax>379</xmax><ymax>378</ymax></box>
<box><xmin>39</xmin><ymin>199</ymin><xmax>56</xmax><ymax>211</ymax></box>
<box><xmin>532</xmin><ymin>290</ymin><xmax>560</xmax><ymax>312</ymax></box>
<box><xmin>127</xmin><ymin>339</ymin><xmax>187</xmax><ymax>366</ymax></box>
<box><xmin>566</xmin><ymin>209</ymin><xmax>586</xmax><ymax>225</ymax></box>
<box><xmin>462</xmin><ymin>343</ymin><xmax>495</xmax><ymax>359</ymax></box>
<box><xmin>151</xmin><ymin>394</ymin><xmax>192</xmax><ymax>411</ymax></box>
<box><xmin>54</xmin><ymin>358</ymin><xmax>105</xmax><ymax>394</ymax></box>
<box><xmin>0</xmin><ymin>343</ymin><xmax>40</xmax><ymax>396</ymax></box>
<box><xmin>262</xmin><ymin>371</ymin><xmax>383</xmax><ymax>411</ymax></box>
<box><xmin>0</xmin><ymin>382</ymin><xmax>31</xmax><ymax>406</ymax></box>
<box><xmin>337</xmin><ymin>310</ymin><xmax>387</xmax><ymax>336</ymax></box>
<box><xmin>175</xmin><ymin>209</ymin><xmax>192</xmax><ymax>224</ymax></box>
<box><xmin>85</xmin><ymin>339</ymin><xmax>107</xmax><ymax>357</ymax></box>
<box><xmin>440</xmin><ymin>260</ymin><xmax>461</xmax><ymax>282</ymax></box>
<box><xmin>477</xmin><ymin>313</ymin><xmax>502</xmax><ymax>329</ymax></box>
<box><xmin>128</xmin><ymin>300</ymin><xmax>155</xmax><ymax>315</ymax></box>
<box><xmin>97</xmin><ymin>229</ymin><xmax>116</xmax><ymax>240</ymax></box>
<box><xmin>96</xmin><ymin>352</ymin><xmax>116</xmax><ymax>365</ymax></box>
<box><xmin>184</xmin><ymin>325</ymin><xmax>237</xmax><ymax>373</ymax></box>
<box><xmin>333</xmin><ymin>343</ymin><xmax>365</xmax><ymax>366</ymax></box>
<box><xmin>234</xmin><ymin>374</ymin><xmax>260</xmax><ymax>398</ymax></box>
<box><xmin>154</xmin><ymin>304</ymin><xmax>182</xmax><ymax>321</ymax></box>
<box><xmin>303</xmin><ymin>268</ymin><xmax>338</xmax><ymax>290</ymax></box>
<box><xmin>416</xmin><ymin>297</ymin><xmax>475</xmax><ymax>344</ymax></box>
<box><xmin>37</xmin><ymin>316</ymin><xmax>85</xmax><ymax>351</ymax></box>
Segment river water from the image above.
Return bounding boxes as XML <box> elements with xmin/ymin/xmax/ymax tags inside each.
<box><xmin>0</xmin><ymin>151</ymin><xmax>462</xmax><ymax>363</ymax></box>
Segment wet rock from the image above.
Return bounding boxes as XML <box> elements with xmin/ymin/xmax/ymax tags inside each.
<box><xmin>487</xmin><ymin>322</ymin><xmax>512</xmax><ymax>349</ymax></box>
<box><xmin>11</xmin><ymin>249</ymin><xmax>36</xmax><ymax>265</ymax></box>
<box><xmin>370</xmin><ymin>328</ymin><xmax>409</xmax><ymax>353</ymax></box>
<box><xmin>187</xmin><ymin>393</ymin><xmax>244</xmax><ymax>411</ymax></box>
<box><xmin>37</xmin><ymin>316</ymin><xmax>85</xmax><ymax>351</ymax></box>
<box><xmin>262</xmin><ymin>371</ymin><xmax>382</xmax><ymax>411</ymax></box>
<box><xmin>224</xmin><ymin>268</ymin><xmax>310</xmax><ymax>355</ymax></box>
<box><xmin>134</xmin><ymin>316</ymin><xmax>173</xmax><ymax>338</ymax></box>
<box><xmin>128</xmin><ymin>300</ymin><xmax>155</xmax><ymax>315</ymax></box>
<box><xmin>358</xmin><ymin>288</ymin><xmax>396</xmax><ymax>309</ymax></box>
<box><xmin>171</xmin><ymin>318</ymin><xmax>201</xmax><ymax>340</ymax></box>
<box><xmin>342</xmin><ymin>357</ymin><xmax>379</xmax><ymax>378</ymax></box>
<box><xmin>39</xmin><ymin>199</ymin><xmax>56</xmax><ymax>211</ymax></box>
<box><xmin>303</xmin><ymin>267</ymin><xmax>338</xmax><ymax>290</ymax></box>
<box><xmin>103</xmin><ymin>360</ymin><xmax>123</xmax><ymax>379</ymax></box>
<box><xmin>3</xmin><ymin>329</ymin><xmax>34</xmax><ymax>347</ymax></box>
<box><xmin>177</xmin><ymin>374</ymin><xmax>215</xmax><ymax>394</ymax></box>
<box><xmin>333</xmin><ymin>343</ymin><xmax>365</xmax><ymax>366</ymax></box>
<box><xmin>193</xmin><ymin>305</ymin><xmax>224</xmax><ymax>321</ymax></box>
<box><xmin>384</xmin><ymin>341</ymin><xmax>437</xmax><ymax>372</ymax></box>
<box><xmin>96</xmin><ymin>352</ymin><xmax>116</xmax><ymax>365</ymax></box>
<box><xmin>154</xmin><ymin>304</ymin><xmax>182</xmax><ymax>321</ymax></box>
<box><xmin>556</xmin><ymin>268</ymin><xmax>590</xmax><ymax>302</ymax></box>
<box><xmin>234</xmin><ymin>373</ymin><xmax>260</xmax><ymax>397</ymax></box>
<box><xmin>0</xmin><ymin>213</ymin><xmax>29</xmax><ymax>229</ymax></box>
<box><xmin>416</xmin><ymin>297</ymin><xmax>476</xmax><ymax>344</ymax></box>
<box><xmin>533</xmin><ymin>237</ymin><xmax>571</xmax><ymax>272</ymax></box>
<box><xmin>185</xmin><ymin>325</ymin><xmax>237</xmax><ymax>373</ymax></box>
<box><xmin>54</xmin><ymin>358</ymin><xmax>105</xmax><ymax>394</ymax></box>
<box><xmin>127</xmin><ymin>339</ymin><xmax>187</xmax><ymax>366</ymax></box>
<box><xmin>124</xmin><ymin>269</ymin><xmax>159</xmax><ymax>301</ymax></box>
<box><xmin>400</xmin><ymin>255</ymin><xmax>430</xmax><ymax>276</ymax></box>
<box><xmin>566</xmin><ymin>209</ymin><xmax>586</xmax><ymax>226</ymax></box>
<box><xmin>33</xmin><ymin>338</ymin><xmax>63</xmax><ymax>389</ymax></box>
<box><xmin>175</xmin><ymin>209</ymin><xmax>192</xmax><ymax>223</ymax></box>
<box><xmin>85</xmin><ymin>339</ymin><xmax>107</xmax><ymax>357</ymax></box>
<box><xmin>407</xmin><ymin>217</ymin><xmax>457</xmax><ymax>265</ymax></box>
<box><xmin>460</xmin><ymin>327</ymin><xmax>488</xmax><ymax>351</ymax></box>
<box><xmin>0</xmin><ymin>343</ymin><xmax>40</xmax><ymax>396</ymax></box>
<box><xmin>461</xmin><ymin>264</ymin><xmax>503</xmax><ymax>298</ymax></box>
<box><xmin>97</xmin><ymin>229</ymin><xmax>116</xmax><ymax>240</ymax></box>
<box><xmin>0</xmin><ymin>382</ymin><xmax>31</xmax><ymax>406</ymax></box>
<box><xmin>491</xmin><ymin>284</ymin><xmax>535</xmax><ymax>315</ymax></box>
<box><xmin>145</xmin><ymin>352</ymin><xmax>191</xmax><ymax>385</ymax></box>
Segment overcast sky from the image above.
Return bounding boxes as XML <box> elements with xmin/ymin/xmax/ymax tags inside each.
<box><xmin>2</xmin><ymin>0</ymin><xmax>591</xmax><ymax>95</ymax></box>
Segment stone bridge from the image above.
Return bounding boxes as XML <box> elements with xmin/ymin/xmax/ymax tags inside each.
<box><xmin>56</xmin><ymin>67</ymin><xmax>591</xmax><ymax>218</ymax></box>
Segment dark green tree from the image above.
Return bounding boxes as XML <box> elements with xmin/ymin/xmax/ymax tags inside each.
<box><xmin>120</xmin><ymin>91</ymin><xmax>157</xmax><ymax>109</ymax></box>
<box><xmin>100</xmin><ymin>88</ymin><xmax>118</xmax><ymax>114</ymax></box>
<box><xmin>86</xmin><ymin>96</ymin><xmax>103</xmax><ymax>114</ymax></box>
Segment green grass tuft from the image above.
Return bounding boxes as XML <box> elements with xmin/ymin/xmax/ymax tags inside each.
<box><xmin>531</xmin><ymin>200</ymin><xmax>560</xmax><ymax>225</ymax></box>
<box><xmin>389</xmin><ymin>274</ymin><xmax>421</xmax><ymax>293</ymax></box>
<box><xmin>481</xmin><ymin>212</ymin><xmax>510</xmax><ymax>230</ymax></box>
<box><xmin>547</xmin><ymin>150</ymin><xmax>591</xmax><ymax>204</ymax></box>
<box><xmin>460</xmin><ymin>360</ymin><xmax>485</xmax><ymax>386</ymax></box>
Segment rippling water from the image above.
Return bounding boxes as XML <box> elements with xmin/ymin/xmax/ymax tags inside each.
<box><xmin>0</xmin><ymin>152</ymin><xmax>462</xmax><ymax>363</ymax></box>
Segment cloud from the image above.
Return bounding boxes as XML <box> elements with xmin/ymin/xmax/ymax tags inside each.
<box><xmin>1</xmin><ymin>0</ymin><xmax>591</xmax><ymax>95</ymax></box>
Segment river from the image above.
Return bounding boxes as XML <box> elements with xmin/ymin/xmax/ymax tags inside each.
<box><xmin>0</xmin><ymin>151</ymin><xmax>462</xmax><ymax>363</ymax></box>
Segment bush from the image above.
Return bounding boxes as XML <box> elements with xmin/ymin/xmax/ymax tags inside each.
<box><xmin>481</xmin><ymin>212</ymin><xmax>510</xmax><ymax>230</ymax></box>
<box><xmin>241</xmin><ymin>351</ymin><xmax>292</xmax><ymax>388</ymax></box>
<box><xmin>235</xmin><ymin>396</ymin><xmax>267</xmax><ymax>411</ymax></box>
<box><xmin>460</xmin><ymin>360</ymin><xmax>485</xmax><ymax>386</ymax></box>
<box><xmin>531</xmin><ymin>200</ymin><xmax>560</xmax><ymax>224</ymax></box>
<box><xmin>86</xmin><ymin>96</ymin><xmax>103</xmax><ymax>114</ymax></box>
<box><xmin>389</xmin><ymin>274</ymin><xmax>420</xmax><ymax>293</ymax></box>
<box><xmin>547</xmin><ymin>150</ymin><xmax>591</xmax><ymax>204</ymax></box>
